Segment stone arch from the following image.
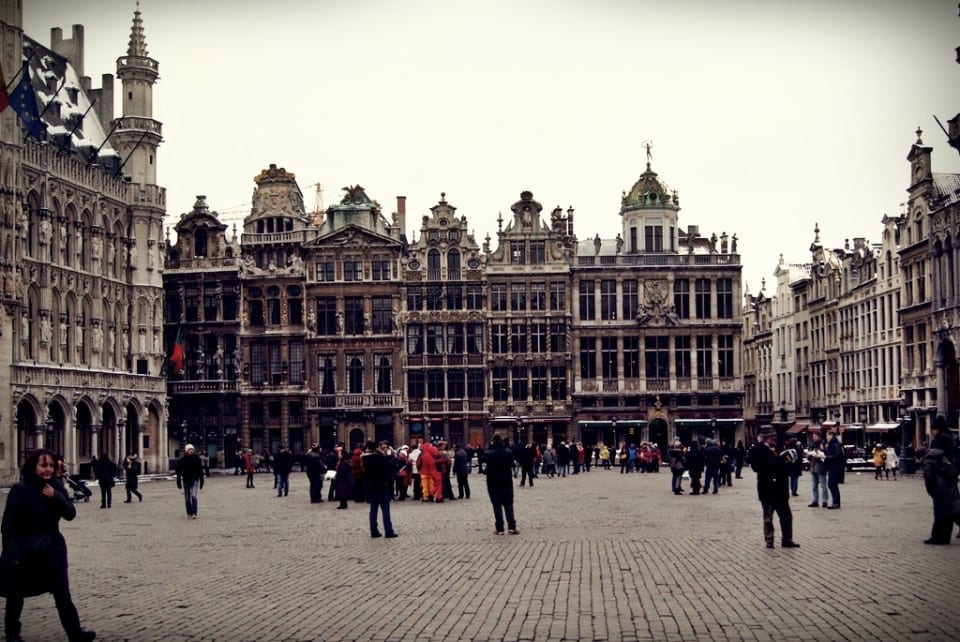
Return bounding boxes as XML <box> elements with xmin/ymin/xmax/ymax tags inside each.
<box><xmin>937</xmin><ymin>337</ymin><xmax>959</xmax><ymax>429</ymax></box>
<box><xmin>44</xmin><ymin>394</ymin><xmax>72</xmax><ymax>457</ymax></box>
<box><xmin>74</xmin><ymin>396</ymin><xmax>98</xmax><ymax>460</ymax></box>
<box><xmin>25</xmin><ymin>189</ymin><xmax>41</xmax><ymax>258</ymax></box>
<box><xmin>14</xmin><ymin>393</ymin><xmax>43</xmax><ymax>465</ymax></box>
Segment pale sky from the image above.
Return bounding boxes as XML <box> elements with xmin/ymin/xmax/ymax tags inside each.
<box><xmin>24</xmin><ymin>0</ymin><xmax>960</xmax><ymax>295</ymax></box>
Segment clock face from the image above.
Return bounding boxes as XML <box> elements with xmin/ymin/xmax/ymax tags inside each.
<box><xmin>408</xmin><ymin>260</ymin><xmax>420</xmax><ymax>270</ymax></box>
<box><xmin>467</xmin><ymin>258</ymin><xmax>480</xmax><ymax>269</ymax></box>
<box><xmin>438</xmin><ymin>218</ymin><xmax>448</xmax><ymax>226</ymax></box>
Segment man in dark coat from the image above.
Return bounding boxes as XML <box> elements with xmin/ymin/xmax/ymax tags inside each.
<box><xmin>303</xmin><ymin>444</ymin><xmax>327</xmax><ymax>504</ymax></box>
<box><xmin>453</xmin><ymin>444</ymin><xmax>471</xmax><ymax>499</ymax></box>
<box><xmin>273</xmin><ymin>446</ymin><xmax>294</xmax><ymax>497</ymax></box>
<box><xmin>685</xmin><ymin>440</ymin><xmax>705</xmax><ymax>495</ymax></box>
<box><xmin>823</xmin><ymin>429</ymin><xmax>844</xmax><ymax>509</ymax></box>
<box><xmin>749</xmin><ymin>426</ymin><xmax>799</xmax><ymax>549</ymax></box>
<box><xmin>362</xmin><ymin>441</ymin><xmax>398</xmax><ymax>538</ymax></box>
<box><xmin>921</xmin><ymin>416</ymin><xmax>960</xmax><ymax>545</ymax></box>
<box><xmin>484</xmin><ymin>435</ymin><xmax>519</xmax><ymax>535</ymax></box>
<box><xmin>519</xmin><ymin>442</ymin><xmax>536</xmax><ymax>487</ymax></box>
<box><xmin>555</xmin><ymin>442</ymin><xmax>570</xmax><ymax>478</ymax></box>
<box><xmin>702</xmin><ymin>439</ymin><xmax>722</xmax><ymax>494</ymax></box>
<box><xmin>175</xmin><ymin>444</ymin><xmax>204</xmax><ymax>518</ymax></box>
<box><xmin>122</xmin><ymin>453</ymin><xmax>142</xmax><ymax>503</ymax></box>
<box><xmin>92</xmin><ymin>454</ymin><xmax>116</xmax><ymax>509</ymax></box>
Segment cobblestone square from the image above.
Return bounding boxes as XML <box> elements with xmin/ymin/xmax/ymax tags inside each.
<box><xmin>9</xmin><ymin>468</ymin><xmax>960</xmax><ymax>642</ymax></box>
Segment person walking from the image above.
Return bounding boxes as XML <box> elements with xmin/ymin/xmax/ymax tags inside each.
<box><xmin>749</xmin><ymin>426</ymin><xmax>799</xmax><ymax>549</ymax></box>
<box><xmin>702</xmin><ymin>439</ymin><xmax>721</xmax><ymax>495</ymax></box>
<box><xmin>122</xmin><ymin>453</ymin><xmax>142</xmax><ymax>503</ymax></box>
<box><xmin>175</xmin><ymin>444</ymin><xmax>204</xmax><ymax>519</ymax></box>
<box><xmin>824</xmin><ymin>429</ymin><xmax>844</xmax><ymax>509</ymax></box>
<box><xmin>872</xmin><ymin>443</ymin><xmax>886</xmax><ymax>481</ymax></box>
<box><xmin>274</xmin><ymin>446</ymin><xmax>294</xmax><ymax>497</ymax></box>
<box><xmin>242</xmin><ymin>449</ymin><xmax>256</xmax><ymax>489</ymax></box>
<box><xmin>807</xmin><ymin>433</ymin><xmax>829</xmax><ymax>507</ymax></box>
<box><xmin>303</xmin><ymin>443</ymin><xmax>326</xmax><ymax>504</ymax></box>
<box><xmin>920</xmin><ymin>416</ymin><xmax>960</xmax><ymax>545</ymax></box>
<box><xmin>0</xmin><ymin>449</ymin><xmax>97</xmax><ymax>642</ymax></box>
<box><xmin>483</xmin><ymin>435</ymin><xmax>519</xmax><ymax>535</ymax></box>
<box><xmin>884</xmin><ymin>444</ymin><xmax>899</xmax><ymax>481</ymax></box>
<box><xmin>362</xmin><ymin>441</ymin><xmax>398</xmax><ymax>539</ymax></box>
<box><xmin>92</xmin><ymin>454</ymin><xmax>116</xmax><ymax>509</ymax></box>
<box><xmin>454</xmin><ymin>444</ymin><xmax>472</xmax><ymax>499</ymax></box>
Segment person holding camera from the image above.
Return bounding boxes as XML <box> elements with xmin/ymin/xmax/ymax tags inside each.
<box><xmin>749</xmin><ymin>426</ymin><xmax>800</xmax><ymax>549</ymax></box>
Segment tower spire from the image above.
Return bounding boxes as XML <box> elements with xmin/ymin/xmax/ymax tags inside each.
<box><xmin>127</xmin><ymin>0</ymin><xmax>148</xmax><ymax>57</ymax></box>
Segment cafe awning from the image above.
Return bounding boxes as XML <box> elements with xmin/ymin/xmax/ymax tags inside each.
<box><xmin>865</xmin><ymin>422</ymin><xmax>900</xmax><ymax>433</ymax></box>
<box><xmin>786</xmin><ymin>422</ymin><xmax>809</xmax><ymax>435</ymax></box>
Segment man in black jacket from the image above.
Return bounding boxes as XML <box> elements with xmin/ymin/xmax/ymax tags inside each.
<box><xmin>303</xmin><ymin>444</ymin><xmax>327</xmax><ymax>504</ymax></box>
<box><xmin>484</xmin><ymin>435</ymin><xmax>519</xmax><ymax>535</ymax></box>
<box><xmin>749</xmin><ymin>426</ymin><xmax>799</xmax><ymax>549</ymax></box>
<box><xmin>274</xmin><ymin>447</ymin><xmax>294</xmax><ymax>497</ymax></box>
<box><xmin>176</xmin><ymin>444</ymin><xmax>204</xmax><ymax>518</ymax></box>
<box><xmin>824</xmin><ymin>429</ymin><xmax>844</xmax><ymax>509</ymax></box>
<box><xmin>362</xmin><ymin>441</ymin><xmax>398</xmax><ymax>539</ymax></box>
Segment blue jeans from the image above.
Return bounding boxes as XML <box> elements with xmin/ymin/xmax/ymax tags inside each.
<box><xmin>811</xmin><ymin>472</ymin><xmax>829</xmax><ymax>505</ymax></box>
<box><xmin>789</xmin><ymin>474</ymin><xmax>799</xmax><ymax>496</ymax></box>
<box><xmin>367</xmin><ymin>489</ymin><xmax>395</xmax><ymax>536</ymax></box>
<box><xmin>182</xmin><ymin>480</ymin><xmax>199</xmax><ymax>516</ymax></box>
<box><xmin>277</xmin><ymin>473</ymin><xmax>289</xmax><ymax>496</ymax></box>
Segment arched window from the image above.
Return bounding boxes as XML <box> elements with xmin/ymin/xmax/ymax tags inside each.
<box><xmin>427</xmin><ymin>249</ymin><xmax>441</xmax><ymax>280</ymax></box>
<box><xmin>447</xmin><ymin>249</ymin><xmax>461</xmax><ymax>280</ymax></box>
<box><xmin>347</xmin><ymin>355</ymin><xmax>364</xmax><ymax>394</ymax></box>
<box><xmin>194</xmin><ymin>228</ymin><xmax>208</xmax><ymax>258</ymax></box>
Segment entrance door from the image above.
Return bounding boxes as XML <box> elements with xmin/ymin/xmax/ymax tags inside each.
<box><xmin>649</xmin><ymin>418</ymin><xmax>668</xmax><ymax>453</ymax></box>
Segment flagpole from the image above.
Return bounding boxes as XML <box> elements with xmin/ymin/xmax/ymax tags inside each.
<box><xmin>117</xmin><ymin>127</ymin><xmax>150</xmax><ymax>175</ymax></box>
<box><xmin>62</xmin><ymin>98</ymin><xmax>97</xmax><ymax>150</ymax></box>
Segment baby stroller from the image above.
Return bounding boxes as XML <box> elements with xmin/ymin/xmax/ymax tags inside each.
<box><xmin>66</xmin><ymin>474</ymin><xmax>92</xmax><ymax>502</ymax></box>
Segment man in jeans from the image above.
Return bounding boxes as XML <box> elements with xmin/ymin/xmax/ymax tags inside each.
<box><xmin>806</xmin><ymin>433</ymin><xmax>830</xmax><ymax>507</ymax></box>
<box><xmin>176</xmin><ymin>444</ymin><xmax>204</xmax><ymax>518</ymax></box>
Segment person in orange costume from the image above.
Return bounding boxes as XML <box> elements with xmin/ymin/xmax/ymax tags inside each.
<box><xmin>418</xmin><ymin>441</ymin><xmax>442</xmax><ymax>502</ymax></box>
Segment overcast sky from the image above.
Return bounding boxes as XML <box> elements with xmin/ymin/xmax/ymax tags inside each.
<box><xmin>24</xmin><ymin>0</ymin><xmax>960</xmax><ymax>295</ymax></box>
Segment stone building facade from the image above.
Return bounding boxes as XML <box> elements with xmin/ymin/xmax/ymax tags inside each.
<box><xmin>0</xmin><ymin>3</ymin><xmax>167</xmax><ymax>482</ymax></box>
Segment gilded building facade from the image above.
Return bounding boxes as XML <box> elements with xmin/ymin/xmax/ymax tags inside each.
<box><xmin>571</xmin><ymin>160</ymin><xmax>745</xmax><ymax>450</ymax></box>
<box><xmin>163</xmin><ymin>197</ymin><xmax>241</xmax><ymax>463</ymax></box>
<box><xmin>0</xmin><ymin>4</ymin><xmax>167</xmax><ymax>482</ymax></box>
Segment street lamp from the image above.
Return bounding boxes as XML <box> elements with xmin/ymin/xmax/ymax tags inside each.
<box><xmin>180</xmin><ymin>420</ymin><xmax>187</xmax><ymax>454</ymax></box>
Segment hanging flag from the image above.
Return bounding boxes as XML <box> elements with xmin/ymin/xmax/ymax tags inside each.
<box><xmin>9</xmin><ymin>63</ymin><xmax>45</xmax><ymax>139</ymax></box>
<box><xmin>169</xmin><ymin>327</ymin><xmax>186</xmax><ymax>375</ymax></box>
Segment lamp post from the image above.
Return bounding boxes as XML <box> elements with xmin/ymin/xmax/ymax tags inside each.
<box><xmin>180</xmin><ymin>420</ymin><xmax>187</xmax><ymax>454</ymax></box>
<box><xmin>117</xmin><ymin>418</ymin><xmax>125</xmax><ymax>481</ymax></box>
<box><xmin>611</xmin><ymin>417</ymin><xmax>618</xmax><ymax>447</ymax></box>
<box><xmin>45</xmin><ymin>415</ymin><xmax>55</xmax><ymax>451</ymax></box>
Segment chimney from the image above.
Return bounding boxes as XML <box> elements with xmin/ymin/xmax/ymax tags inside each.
<box><xmin>396</xmin><ymin>196</ymin><xmax>406</xmax><ymax>236</ymax></box>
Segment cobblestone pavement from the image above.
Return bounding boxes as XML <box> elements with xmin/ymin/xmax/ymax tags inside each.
<box><xmin>9</xmin><ymin>467</ymin><xmax>960</xmax><ymax>642</ymax></box>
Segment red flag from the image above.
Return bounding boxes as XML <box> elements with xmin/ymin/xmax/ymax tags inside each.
<box><xmin>169</xmin><ymin>328</ymin><xmax>185</xmax><ymax>374</ymax></box>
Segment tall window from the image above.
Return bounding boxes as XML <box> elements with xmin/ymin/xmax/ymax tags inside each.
<box><xmin>447</xmin><ymin>249</ymin><xmax>461</xmax><ymax>280</ymax></box>
<box><xmin>696</xmin><ymin>335</ymin><xmax>712</xmax><ymax>377</ymax></box>
<box><xmin>344</xmin><ymin>297</ymin><xmax>364</xmax><ymax>335</ymax></box>
<box><xmin>248</xmin><ymin>300</ymin><xmax>263</xmax><ymax>327</ymax></box>
<box><xmin>550</xmin><ymin>322</ymin><xmax>566</xmax><ymax>353</ymax></box>
<box><xmin>645</xmin><ymin>225</ymin><xmax>663</xmax><ymax>252</ymax></box>
<box><xmin>529</xmin><ymin>240</ymin><xmax>546</xmax><ymax>265</ymax></box>
<box><xmin>531</xmin><ymin>366</ymin><xmax>548</xmax><ymax>400</ymax></box>
<box><xmin>492</xmin><ymin>367</ymin><xmax>509</xmax><ymax>401</ymax></box>
<box><xmin>530</xmin><ymin>282</ymin><xmax>546</xmax><ymax>311</ymax></box>
<box><xmin>372</xmin><ymin>297</ymin><xmax>392</xmax><ymax>334</ymax></box>
<box><xmin>426</xmin><ymin>285</ymin><xmax>443</xmax><ymax>311</ymax></box>
<box><xmin>674</xmin><ymin>279</ymin><xmax>690</xmax><ymax>319</ymax></box>
<box><xmin>288</xmin><ymin>296</ymin><xmax>302</xmax><ymax>325</ymax></box>
<box><xmin>601</xmin><ymin>280</ymin><xmax>617</xmax><ymax>320</ymax></box>
<box><xmin>447</xmin><ymin>370</ymin><xmax>465</xmax><ymax>399</ymax></box>
<box><xmin>406</xmin><ymin>285</ymin><xmax>423</xmax><ymax>311</ymax></box>
<box><xmin>530</xmin><ymin>323</ymin><xmax>546</xmax><ymax>353</ymax></box>
<box><xmin>550</xmin><ymin>366</ymin><xmax>567</xmax><ymax>400</ymax></box>
<box><xmin>580</xmin><ymin>337</ymin><xmax>596</xmax><ymax>379</ymax></box>
<box><xmin>904</xmin><ymin>326</ymin><xmax>914</xmax><ymax>372</ymax></box>
<box><xmin>185</xmin><ymin>287</ymin><xmax>199</xmax><ymax>322</ymax></box>
<box><xmin>446</xmin><ymin>284</ymin><xmax>463</xmax><ymax>310</ymax></box>
<box><xmin>318</xmin><ymin>354</ymin><xmax>335</xmax><ymax>394</ymax></box>
<box><xmin>918</xmin><ymin>323</ymin><xmax>927</xmax><ymax>371</ymax></box>
<box><xmin>267</xmin><ymin>289</ymin><xmax>281</xmax><ymax>325</ymax></box>
<box><xmin>579</xmin><ymin>281</ymin><xmax>595</xmax><ymax>321</ymax></box>
<box><xmin>289</xmin><ymin>341</ymin><xmax>303</xmax><ymax>385</ymax></box>
<box><xmin>203</xmin><ymin>289</ymin><xmax>217</xmax><ymax>322</ymax></box>
<box><xmin>510</xmin><ymin>323</ymin><xmax>526</xmax><ymax>353</ymax></box>
<box><xmin>427</xmin><ymin>250</ymin><xmax>441</xmax><ymax>280</ymax></box>
<box><xmin>675</xmin><ymin>336</ymin><xmax>691</xmax><ymax>378</ymax></box>
<box><xmin>465</xmin><ymin>284</ymin><xmax>484</xmax><ymax>310</ymax></box>
<box><xmin>716</xmin><ymin>278</ymin><xmax>733</xmax><ymax>319</ymax></box>
<box><xmin>601</xmin><ymin>336</ymin><xmax>618</xmax><ymax>379</ymax></box>
<box><xmin>718</xmin><ymin>335</ymin><xmax>734</xmax><ymax>377</ymax></box>
<box><xmin>492</xmin><ymin>324</ymin><xmax>508</xmax><ymax>354</ymax></box>
<box><xmin>315</xmin><ymin>260</ymin><xmax>334</xmax><ymax>282</ymax></box>
<box><xmin>623</xmin><ymin>336</ymin><xmax>640</xmax><ymax>378</ymax></box>
<box><xmin>467</xmin><ymin>369</ymin><xmax>484</xmax><ymax>398</ymax></box>
<box><xmin>407</xmin><ymin>325</ymin><xmax>423</xmax><ymax>355</ymax></box>
<box><xmin>427</xmin><ymin>324</ymin><xmax>444</xmax><ymax>355</ymax></box>
<box><xmin>511</xmin><ymin>283</ymin><xmax>526</xmax><ymax>312</ymax></box>
<box><xmin>550</xmin><ymin>282</ymin><xmax>566</xmax><ymax>311</ymax></box>
<box><xmin>645</xmin><ymin>336</ymin><xmax>668</xmax><ymax>379</ymax></box>
<box><xmin>511</xmin><ymin>366</ymin><xmax>528</xmax><ymax>401</ymax></box>
<box><xmin>622</xmin><ymin>280</ymin><xmax>638</xmax><ymax>321</ymax></box>
<box><xmin>317</xmin><ymin>298</ymin><xmax>336</xmax><ymax>335</ymax></box>
<box><xmin>343</xmin><ymin>257</ymin><xmax>362</xmax><ymax>281</ymax></box>
<box><xmin>466</xmin><ymin>323</ymin><xmax>484</xmax><ymax>354</ymax></box>
<box><xmin>269</xmin><ymin>341</ymin><xmax>282</xmax><ymax>385</ymax></box>
<box><xmin>407</xmin><ymin>370</ymin><xmax>425</xmax><ymax>399</ymax></box>
<box><xmin>491</xmin><ymin>283</ymin><xmax>507</xmax><ymax>312</ymax></box>
<box><xmin>510</xmin><ymin>241</ymin><xmax>525</xmax><ymax>265</ymax></box>
<box><xmin>446</xmin><ymin>324</ymin><xmax>464</xmax><ymax>354</ymax></box>
<box><xmin>347</xmin><ymin>354</ymin><xmax>364</xmax><ymax>393</ymax></box>
<box><xmin>371</xmin><ymin>257</ymin><xmax>390</xmax><ymax>281</ymax></box>
<box><xmin>250</xmin><ymin>343</ymin><xmax>264</xmax><ymax>385</ymax></box>
<box><xmin>427</xmin><ymin>370</ymin><xmax>444</xmax><ymax>399</ymax></box>
<box><xmin>695</xmin><ymin>279</ymin><xmax>711</xmax><ymax>319</ymax></box>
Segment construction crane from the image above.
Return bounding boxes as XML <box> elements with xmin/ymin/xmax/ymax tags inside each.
<box><xmin>310</xmin><ymin>183</ymin><xmax>325</xmax><ymax>225</ymax></box>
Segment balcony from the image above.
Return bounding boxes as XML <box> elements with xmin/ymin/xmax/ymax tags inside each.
<box><xmin>646</xmin><ymin>378</ymin><xmax>670</xmax><ymax>392</ymax></box>
<box><xmin>577</xmin><ymin>253</ymin><xmax>740</xmax><ymax>268</ymax></box>
<box><xmin>169</xmin><ymin>380</ymin><xmax>240</xmax><ymax>394</ymax></box>
<box><xmin>308</xmin><ymin>392</ymin><xmax>402</xmax><ymax>410</ymax></box>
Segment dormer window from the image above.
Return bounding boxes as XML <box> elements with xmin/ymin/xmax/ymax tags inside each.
<box><xmin>510</xmin><ymin>241</ymin><xmax>525</xmax><ymax>265</ymax></box>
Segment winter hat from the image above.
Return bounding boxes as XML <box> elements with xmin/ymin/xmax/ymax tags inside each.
<box><xmin>185</xmin><ymin>444</ymin><xmax>195</xmax><ymax>452</ymax></box>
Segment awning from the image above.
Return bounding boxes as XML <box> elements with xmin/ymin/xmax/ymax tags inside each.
<box><xmin>865</xmin><ymin>422</ymin><xmax>900</xmax><ymax>433</ymax></box>
<box><xmin>675</xmin><ymin>419</ymin><xmax>712</xmax><ymax>426</ymax></box>
<box><xmin>786</xmin><ymin>422</ymin><xmax>809</xmax><ymax>435</ymax></box>
<box><xmin>820</xmin><ymin>421</ymin><xmax>839</xmax><ymax>429</ymax></box>
<box><xmin>841</xmin><ymin>423</ymin><xmax>865</xmax><ymax>431</ymax></box>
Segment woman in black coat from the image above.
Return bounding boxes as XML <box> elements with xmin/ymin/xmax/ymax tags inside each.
<box><xmin>1</xmin><ymin>449</ymin><xmax>95</xmax><ymax>642</ymax></box>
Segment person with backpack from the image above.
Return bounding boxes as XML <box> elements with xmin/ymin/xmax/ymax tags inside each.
<box><xmin>920</xmin><ymin>416</ymin><xmax>960</xmax><ymax>545</ymax></box>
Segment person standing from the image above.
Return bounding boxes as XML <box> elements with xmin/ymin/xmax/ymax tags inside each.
<box><xmin>519</xmin><ymin>442</ymin><xmax>536</xmax><ymax>487</ymax></box>
<box><xmin>175</xmin><ymin>444</ymin><xmax>204</xmax><ymax>519</ymax></box>
<box><xmin>303</xmin><ymin>444</ymin><xmax>326</xmax><ymax>504</ymax></box>
<box><xmin>749</xmin><ymin>426</ymin><xmax>799</xmax><ymax>549</ymax></box>
<box><xmin>274</xmin><ymin>446</ymin><xmax>294</xmax><ymax>497</ymax></box>
<box><xmin>884</xmin><ymin>444</ymin><xmax>899</xmax><ymax>481</ymax></box>
<box><xmin>807</xmin><ymin>433</ymin><xmax>829</xmax><ymax>507</ymax></box>
<box><xmin>872</xmin><ymin>443</ymin><xmax>886</xmax><ymax>481</ymax></box>
<box><xmin>122</xmin><ymin>453</ymin><xmax>143</xmax><ymax>503</ymax></box>
<box><xmin>483</xmin><ymin>435</ymin><xmax>519</xmax><ymax>535</ymax></box>
<box><xmin>920</xmin><ymin>416</ymin><xmax>960</xmax><ymax>545</ymax></box>
<box><xmin>408</xmin><ymin>442</ymin><xmax>422</xmax><ymax>501</ymax></box>
<box><xmin>242</xmin><ymin>449</ymin><xmax>256</xmax><ymax>489</ymax></box>
<box><xmin>93</xmin><ymin>454</ymin><xmax>116</xmax><ymax>509</ymax></box>
<box><xmin>702</xmin><ymin>439</ymin><xmax>721</xmax><ymax>495</ymax></box>
<box><xmin>668</xmin><ymin>440</ymin><xmax>686</xmax><ymax>495</ymax></box>
<box><xmin>784</xmin><ymin>438</ymin><xmax>802</xmax><ymax>496</ymax></box>
<box><xmin>1</xmin><ymin>449</ymin><xmax>97</xmax><ymax>642</ymax></box>
<box><xmin>824</xmin><ymin>429</ymin><xmax>844</xmax><ymax>509</ymax></box>
<box><xmin>685</xmin><ymin>440</ymin><xmax>705</xmax><ymax>495</ymax></box>
<box><xmin>556</xmin><ymin>442</ymin><xmax>570</xmax><ymax>478</ymax></box>
<box><xmin>454</xmin><ymin>444</ymin><xmax>472</xmax><ymax>499</ymax></box>
<box><xmin>334</xmin><ymin>447</ymin><xmax>354</xmax><ymax>510</ymax></box>
<box><xmin>362</xmin><ymin>441</ymin><xmax>398</xmax><ymax>539</ymax></box>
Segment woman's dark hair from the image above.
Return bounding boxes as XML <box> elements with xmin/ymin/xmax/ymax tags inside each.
<box><xmin>20</xmin><ymin>448</ymin><xmax>57</xmax><ymax>481</ymax></box>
